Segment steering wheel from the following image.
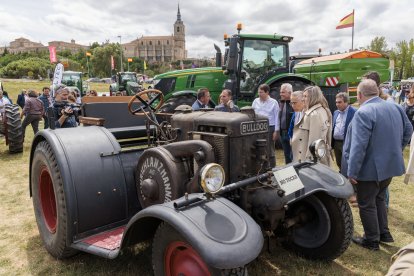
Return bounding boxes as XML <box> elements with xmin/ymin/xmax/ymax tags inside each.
<box><xmin>128</xmin><ymin>89</ymin><xmax>164</xmax><ymax>115</ymax></box>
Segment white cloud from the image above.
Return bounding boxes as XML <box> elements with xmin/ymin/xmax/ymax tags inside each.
<box><xmin>0</xmin><ymin>0</ymin><xmax>413</xmax><ymax>57</ymax></box>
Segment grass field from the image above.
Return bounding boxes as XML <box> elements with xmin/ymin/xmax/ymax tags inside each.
<box><xmin>1</xmin><ymin>79</ymin><xmax>414</xmax><ymax>275</ymax></box>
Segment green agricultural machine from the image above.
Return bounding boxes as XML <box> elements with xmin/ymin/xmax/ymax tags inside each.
<box><xmin>109</xmin><ymin>72</ymin><xmax>142</xmax><ymax>96</ymax></box>
<box><xmin>154</xmin><ymin>29</ymin><xmax>389</xmax><ymax>111</ymax></box>
<box><xmin>61</xmin><ymin>71</ymin><xmax>89</xmax><ymax>96</ymax></box>
<box><xmin>294</xmin><ymin>50</ymin><xmax>389</xmax><ymax>106</ymax></box>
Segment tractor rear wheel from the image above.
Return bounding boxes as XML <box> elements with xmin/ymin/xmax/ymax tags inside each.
<box><xmin>283</xmin><ymin>193</ymin><xmax>353</xmax><ymax>260</ymax></box>
<box><xmin>31</xmin><ymin>141</ymin><xmax>77</xmax><ymax>258</ymax></box>
<box><xmin>159</xmin><ymin>95</ymin><xmax>196</xmax><ymax>113</ymax></box>
<box><xmin>4</xmin><ymin>104</ymin><xmax>23</xmax><ymax>153</ymax></box>
<box><xmin>152</xmin><ymin>222</ymin><xmax>248</xmax><ymax>276</ymax></box>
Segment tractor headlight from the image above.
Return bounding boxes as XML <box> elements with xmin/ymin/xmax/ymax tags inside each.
<box><xmin>200</xmin><ymin>163</ymin><xmax>225</xmax><ymax>194</ymax></box>
<box><xmin>309</xmin><ymin>139</ymin><xmax>327</xmax><ymax>161</ymax></box>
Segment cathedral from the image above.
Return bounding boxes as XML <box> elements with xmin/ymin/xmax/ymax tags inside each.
<box><xmin>123</xmin><ymin>5</ymin><xmax>186</xmax><ymax>62</ymax></box>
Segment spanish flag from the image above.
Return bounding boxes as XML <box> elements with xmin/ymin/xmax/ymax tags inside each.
<box><xmin>336</xmin><ymin>11</ymin><xmax>354</xmax><ymax>29</ymax></box>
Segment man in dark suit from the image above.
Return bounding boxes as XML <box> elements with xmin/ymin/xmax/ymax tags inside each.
<box><xmin>17</xmin><ymin>89</ymin><xmax>27</xmax><ymax>109</ymax></box>
<box><xmin>278</xmin><ymin>83</ymin><xmax>294</xmax><ymax>164</ymax></box>
<box><xmin>342</xmin><ymin>79</ymin><xmax>413</xmax><ymax>250</ymax></box>
<box><xmin>332</xmin><ymin>92</ymin><xmax>356</xmax><ymax>169</ymax></box>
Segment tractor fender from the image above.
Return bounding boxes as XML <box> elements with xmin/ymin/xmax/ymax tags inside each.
<box><xmin>265</xmin><ymin>72</ymin><xmax>313</xmax><ymax>86</ymax></box>
<box><xmin>169</xmin><ymin>90</ymin><xmax>197</xmax><ymax>98</ymax></box>
<box><xmin>286</xmin><ymin>163</ymin><xmax>354</xmax><ymax>205</ymax></box>
<box><xmin>29</xmin><ymin>126</ymin><xmax>131</xmax><ymax>241</ymax></box>
<box><xmin>121</xmin><ymin>193</ymin><xmax>263</xmax><ymax>269</ymax></box>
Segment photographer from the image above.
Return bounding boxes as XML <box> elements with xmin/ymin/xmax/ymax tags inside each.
<box><xmin>52</xmin><ymin>86</ymin><xmax>78</xmax><ymax>128</ymax></box>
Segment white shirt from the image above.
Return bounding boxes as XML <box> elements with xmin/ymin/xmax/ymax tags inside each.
<box><xmin>252</xmin><ymin>97</ymin><xmax>280</xmax><ymax>130</ymax></box>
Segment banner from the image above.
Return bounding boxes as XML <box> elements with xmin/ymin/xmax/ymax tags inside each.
<box><xmin>336</xmin><ymin>11</ymin><xmax>354</xmax><ymax>29</ymax></box>
<box><xmin>127</xmin><ymin>58</ymin><xmax>133</xmax><ymax>62</ymax></box>
<box><xmin>111</xmin><ymin>55</ymin><xmax>115</xmax><ymax>70</ymax></box>
<box><xmin>52</xmin><ymin>62</ymin><xmax>64</xmax><ymax>97</ymax></box>
<box><xmin>48</xmin><ymin>46</ymin><xmax>57</xmax><ymax>63</ymax></box>
<box><xmin>86</xmin><ymin>52</ymin><xmax>92</xmax><ymax>57</ymax></box>
<box><xmin>144</xmin><ymin>60</ymin><xmax>147</xmax><ymax>70</ymax></box>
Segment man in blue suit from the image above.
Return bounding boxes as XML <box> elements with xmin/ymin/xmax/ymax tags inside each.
<box><xmin>342</xmin><ymin>79</ymin><xmax>413</xmax><ymax>250</ymax></box>
<box><xmin>332</xmin><ymin>92</ymin><xmax>356</xmax><ymax>169</ymax></box>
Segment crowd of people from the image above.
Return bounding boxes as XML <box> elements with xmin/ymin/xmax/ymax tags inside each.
<box><xmin>191</xmin><ymin>71</ymin><xmax>414</xmax><ymax>261</ymax></box>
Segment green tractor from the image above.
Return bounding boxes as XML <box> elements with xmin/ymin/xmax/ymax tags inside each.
<box><xmin>61</xmin><ymin>71</ymin><xmax>89</xmax><ymax>96</ymax></box>
<box><xmin>109</xmin><ymin>72</ymin><xmax>142</xmax><ymax>96</ymax></box>
<box><xmin>154</xmin><ymin>30</ymin><xmax>389</xmax><ymax>112</ymax></box>
<box><xmin>154</xmin><ymin>33</ymin><xmax>312</xmax><ymax>112</ymax></box>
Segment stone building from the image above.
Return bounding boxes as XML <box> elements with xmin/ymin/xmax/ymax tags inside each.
<box><xmin>48</xmin><ymin>39</ymin><xmax>88</xmax><ymax>53</ymax></box>
<box><xmin>0</xmin><ymin>38</ymin><xmax>88</xmax><ymax>54</ymax></box>
<box><xmin>4</xmin><ymin>37</ymin><xmax>46</xmax><ymax>54</ymax></box>
<box><xmin>123</xmin><ymin>5</ymin><xmax>186</xmax><ymax>62</ymax></box>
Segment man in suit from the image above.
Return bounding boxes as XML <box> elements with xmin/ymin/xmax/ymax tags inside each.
<box><xmin>342</xmin><ymin>79</ymin><xmax>413</xmax><ymax>250</ymax></box>
<box><xmin>332</xmin><ymin>92</ymin><xmax>356</xmax><ymax>169</ymax></box>
<box><xmin>278</xmin><ymin>83</ymin><xmax>294</xmax><ymax>164</ymax></box>
<box><xmin>192</xmin><ymin>88</ymin><xmax>211</xmax><ymax>111</ymax></box>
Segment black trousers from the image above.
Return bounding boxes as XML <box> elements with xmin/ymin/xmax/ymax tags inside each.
<box><xmin>333</xmin><ymin>140</ymin><xmax>344</xmax><ymax>169</ymax></box>
<box><xmin>357</xmin><ymin>178</ymin><xmax>392</xmax><ymax>241</ymax></box>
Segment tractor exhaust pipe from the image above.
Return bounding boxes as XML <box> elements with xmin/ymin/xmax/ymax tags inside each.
<box><xmin>214</xmin><ymin>44</ymin><xmax>222</xmax><ymax>67</ymax></box>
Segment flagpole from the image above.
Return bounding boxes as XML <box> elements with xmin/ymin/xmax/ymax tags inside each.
<box><xmin>351</xmin><ymin>9</ymin><xmax>355</xmax><ymax>51</ymax></box>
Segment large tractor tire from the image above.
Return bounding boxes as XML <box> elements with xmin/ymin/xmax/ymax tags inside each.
<box><xmin>159</xmin><ymin>95</ymin><xmax>196</xmax><ymax>113</ymax></box>
<box><xmin>4</xmin><ymin>104</ymin><xmax>23</xmax><ymax>153</ymax></box>
<box><xmin>152</xmin><ymin>222</ymin><xmax>248</xmax><ymax>276</ymax></box>
<box><xmin>31</xmin><ymin>141</ymin><xmax>77</xmax><ymax>258</ymax></box>
<box><xmin>283</xmin><ymin>193</ymin><xmax>353</xmax><ymax>261</ymax></box>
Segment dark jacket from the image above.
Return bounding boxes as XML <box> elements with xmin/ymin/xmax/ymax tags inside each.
<box><xmin>279</xmin><ymin>100</ymin><xmax>294</xmax><ymax>131</ymax></box>
<box><xmin>17</xmin><ymin>93</ymin><xmax>26</xmax><ymax>108</ymax></box>
<box><xmin>38</xmin><ymin>94</ymin><xmax>51</xmax><ymax>113</ymax></box>
<box><xmin>332</xmin><ymin>105</ymin><xmax>356</xmax><ymax>145</ymax></box>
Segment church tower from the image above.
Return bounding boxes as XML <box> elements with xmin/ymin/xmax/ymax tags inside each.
<box><xmin>173</xmin><ymin>3</ymin><xmax>186</xmax><ymax>60</ymax></box>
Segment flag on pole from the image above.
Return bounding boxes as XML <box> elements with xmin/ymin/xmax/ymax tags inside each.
<box><xmin>180</xmin><ymin>60</ymin><xmax>184</xmax><ymax>70</ymax></box>
<box><xmin>111</xmin><ymin>55</ymin><xmax>115</xmax><ymax>70</ymax></box>
<box><xmin>128</xmin><ymin>58</ymin><xmax>133</xmax><ymax>62</ymax></box>
<box><xmin>48</xmin><ymin>46</ymin><xmax>57</xmax><ymax>63</ymax></box>
<box><xmin>336</xmin><ymin>11</ymin><xmax>354</xmax><ymax>29</ymax></box>
<box><xmin>86</xmin><ymin>52</ymin><xmax>92</xmax><ymax>56</ymax></box>
<box><xmin>144</xmin><ymin>60</ymin><xmax>147</xmax><ymax>70</ymax></box>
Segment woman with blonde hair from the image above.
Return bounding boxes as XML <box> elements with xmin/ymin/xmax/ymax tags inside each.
<box><xmin>291</xmin><ymin>86</ymin><xmax>332</xmax><ymax>166</ymax></box>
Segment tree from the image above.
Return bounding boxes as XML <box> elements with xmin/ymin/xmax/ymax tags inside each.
<box><xmin>90</xmin><ymin>43</ymin><xmax>120</xmax><ymax>77</ymax></box>
<box><xmin>368</xmin><ymin>36</ymin><xmax>388</xmax><ymax>54</ymax></box>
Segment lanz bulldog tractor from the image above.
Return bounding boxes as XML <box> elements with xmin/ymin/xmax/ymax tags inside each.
<box><xmin>29</xmin><ymin>90</ymin><xmax>354</xmax><ymax>275</ymax></box>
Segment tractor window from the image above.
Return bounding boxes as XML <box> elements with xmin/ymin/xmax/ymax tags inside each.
<box><xmin>155</xmin><ymin>77</ymin><xmax>176</xmax><ymax>94</ymax></box>
<box><xmin>186</xmin><ymin>75</ymin><xmax>196</xmax><ymax>88</ymax></box>
<box><xmin>240</xmin><ymin>40</ymin><xmax>288</xmax><ymax>94</ymax></box>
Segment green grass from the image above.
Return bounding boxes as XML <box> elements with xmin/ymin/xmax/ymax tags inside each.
<box><xmin>1</xmin><ymin>79</ymin><xmax>414</xmax><ymax>275</ymax></box>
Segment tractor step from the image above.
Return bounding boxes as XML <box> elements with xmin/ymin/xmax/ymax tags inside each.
<box><xmin>71</xmin><ymin>226</ymin><xmax>126</xmax><ymax>259</ymax></box>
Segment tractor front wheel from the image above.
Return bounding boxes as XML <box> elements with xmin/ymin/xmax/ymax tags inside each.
<box><xmin>283</xmin><ymin>193</ymin><xmax>353</xmax><ymax>260</ymax></box>
<box><xmin>31</xmin><ymin>141</ymin><xmax>77</xmax><ymax>258</ymax></box>
<box><xmin>152</xmin><ymin>222</ymin><xmax>247</xmax><ymax>276</ymax></box>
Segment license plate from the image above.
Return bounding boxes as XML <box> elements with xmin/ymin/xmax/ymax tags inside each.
<box><xmin>273</xmin><ymin>166</ymin><xmax>304</xmax><ymax>195</ymax></box>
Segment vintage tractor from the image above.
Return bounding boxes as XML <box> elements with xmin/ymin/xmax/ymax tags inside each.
<box><xmin>109</xmin><ymin>72</ymin><xmax>142</xmax><ymax>96</ymax></box>
<box><xmin>29</xmin><ymin>90</ymin><xmax>354</xmax><ymax>275</ymax></box>
<box><xmin>0</xmin><ymin>104</ymin><xmax>23</xmax><ymax>153</ymax></box>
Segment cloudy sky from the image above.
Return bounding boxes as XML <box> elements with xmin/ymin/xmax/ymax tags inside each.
<box><xmin>0</xmin><ymin>0</ymin><xmax>413</xmax><ymax>58</ymax></box>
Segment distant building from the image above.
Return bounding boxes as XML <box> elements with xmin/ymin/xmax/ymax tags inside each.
<box><xmin>123</xmin><ymin>4</ymin><xmax>186</xmax><ymax>62</ymax></box>
<box><xmin>0</xmin><ymin>38</ymin><xmax>88</xmax><ymax>54</ymax></box>
<box><xmin>48</xmin><ymin>39</ymin><xmax>88</xmax><ymax>53</ymax></box>
<box><xmin>4</xmin><ymin>37</ymin><xmax>46</xmax><ymax>54</ymax></box>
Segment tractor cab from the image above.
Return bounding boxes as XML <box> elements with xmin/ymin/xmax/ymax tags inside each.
<box><xmin>61</xmin><ymin>71</ymin><xmax>88</xmax><ymax>96</ymax></box>
<box><xmin>110</xmin><ymin>72</ymin><xmax>141</xmax><ymax>96</ymax></box>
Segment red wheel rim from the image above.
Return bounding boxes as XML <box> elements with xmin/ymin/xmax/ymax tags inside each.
<box><xmin>165</xmin><ymin>241</ymin><xmax>211</xmax><ymax>276</ymax></box>
<box><xmin>39</xmin><ymin>166</ymin><xmax>57</xmax><ymax>233</ymax></box>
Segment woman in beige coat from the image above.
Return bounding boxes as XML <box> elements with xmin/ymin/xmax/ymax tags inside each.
<box><xmin>291</xmin><ymin>86</ymin><xmax>332</xmax><ymax>166</ymax></box>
